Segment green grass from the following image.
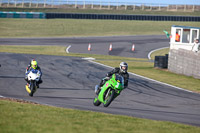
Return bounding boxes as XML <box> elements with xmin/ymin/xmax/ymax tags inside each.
<box><xmin>1</xmin><ymin>7</ymin><xmax>200</xmax><ymax>16</ymax></box>
<box><xmin>150</xmin><ymin>48</ymin><xmax>170</xmax><ymax>60</ymax></box>
<box><xmin>0</xmin><ymin>45</ymin><xmax>67</xmax><ymax>56</ymax></box>
<box><xmin>1</xmin><ymin>99</ymin><xmax>200</xmax><ymax>133</ymax></box>
<box><xmin>1</xmin><ymin>18</ymin><xmax>200</xmax><ymax>38</ymax></box>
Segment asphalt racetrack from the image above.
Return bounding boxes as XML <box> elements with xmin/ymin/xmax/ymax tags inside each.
<box><xmin>0</xmin><ymin>35</ymin><xmax>169</xmax><ymax>58</ymax></box>
<box><xmin>1</xmin><ymin>36</ymin><xmax>200</xmax><ymax>127</ymax></box>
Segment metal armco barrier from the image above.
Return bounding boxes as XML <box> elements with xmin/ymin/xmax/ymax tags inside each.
<box><xmin>0</xmin><ymin>12</ymin><xmax>45</xmax><ymax>18</ymax></box>
<box><xmin>46</xmin><ymin>13</ymin><xmax>200</xmax><ymax>22</ymax></box>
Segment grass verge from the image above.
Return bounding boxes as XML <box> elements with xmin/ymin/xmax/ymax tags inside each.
<box><xmin>150</xmin><ymin>48</ymin><xmax>170</xmax><ymax>60</ymax></box>
<box><xmin>1</xmin><ymin>98</ymin><xmax>200</xmax><ymax>133</ymax></box>
<box><xmin>1</xmin><ymin>18</ymin><xmax>200</xmax><ymax>38</ymax></box>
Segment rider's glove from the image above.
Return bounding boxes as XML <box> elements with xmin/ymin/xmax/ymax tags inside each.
<box><xmin>25</xmin><ymin>71</ymin><xmax>30</xmax><ymax>75</ymax></box>
<box><xmin>106</xmin><ymin>73</ymin><xmax>111</xmax><ymax>77</ymax></box>
<box><xmin>105</xmin><ymin>76</ymin><xmax>110</xmax><ymax>80</ymax></box>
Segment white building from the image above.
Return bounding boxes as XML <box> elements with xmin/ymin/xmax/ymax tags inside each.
<box><xmin>170</xmin><ymin>25</ymin><xmax>200</xmax><ymax>50</ymax></box>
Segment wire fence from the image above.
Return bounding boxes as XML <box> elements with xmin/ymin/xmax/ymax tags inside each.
<box><xmin>1</xmin><ymin>0</ymin><xmax>200</xmax><ymax>12</ymax></box>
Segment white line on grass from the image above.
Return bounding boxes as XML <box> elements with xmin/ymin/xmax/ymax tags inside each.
<box><xmin>148</xmin><ymin>47</ymin><xmax>169</xmax><ymax>60</ymax></box>
<box><xmin>0</xmin><ymin>95</ymin><xmax>4</xmax><ymax>98</ymax></box>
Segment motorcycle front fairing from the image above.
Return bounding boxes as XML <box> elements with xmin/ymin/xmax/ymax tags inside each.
<box><xmin>98</xmin><ymin>74</ymin><xmax>124</xmax><ymax>104</ymax></box>
<box><xmin>25</xmin><ymin>69</ymin><xmax>41</xmax><ymax>95</ymax></box>
<box><xmin>27</xmin><ymin>69</ymin><xmax>41</xmax><ymax>82</ymax></box>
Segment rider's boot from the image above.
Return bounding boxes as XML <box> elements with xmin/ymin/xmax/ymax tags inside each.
<box><xmin>95</xmin><ymin>85</ymin><xmax>101</xmax><ymax>95</ymax></box>
<box><xmin>36</xmin><ymin>83</ymin><xmax>39</xmax><ymax>88</ymax></box>
<box><xmin>96</xmin><ymin>86</ymin><xmax>101</xmax><ymax>95</ymax></box>
<box><xmin>96</xmin><ymin>79</ymin><xmax>106</xmax><ymax>94</ymax></box>
<box><xmin>26</xmin><ymin>83</ymin><xmax>29</xmax><ymax>86</ymax></box>
<box><xmin>36</xmin><ymin>80</ymin><xmax>42</xmax><ymax>88</ymax></box>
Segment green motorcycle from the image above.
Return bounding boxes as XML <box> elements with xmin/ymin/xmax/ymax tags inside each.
<box><xmin>93</xmin><ymin>74</ymin><xmax>124</xmax><ymax>107</ymax></box>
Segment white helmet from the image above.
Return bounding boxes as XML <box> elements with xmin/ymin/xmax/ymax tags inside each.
<box><xmin>120</xmin><ymin>62</ymin><xmax>128</xmax><ymax>73</ymax></box>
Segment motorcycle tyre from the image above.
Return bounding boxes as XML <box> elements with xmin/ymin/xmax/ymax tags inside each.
<box><xmin>29</xmin><ymin>82</ymin><xmax>35</xmax><ymax>97</ymax></box>
<box><xmin>93</xmin><ymin>97</ymin><xmax>101</xmax><ymax>106</ymax></box>
<box><xmin>103</xmin><ymin>89</ymin><xmax>115</xmax><ymax>107</ymax></box>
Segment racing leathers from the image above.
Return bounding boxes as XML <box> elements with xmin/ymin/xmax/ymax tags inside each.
<box><xmin>25</xmin><ymin>64</ymin><xmax>43</xmax><ymax>87</ymax></box>
<box><xmin>99</xmin><ymin>67</ymin><xmax>129</xmax><ymax>90</ymax></box>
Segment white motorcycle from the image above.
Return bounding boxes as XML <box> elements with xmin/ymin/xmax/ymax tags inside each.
<box><xmin>25</xmin><ymin>69</ymin><xmax>41</xmax><ymax>97</ymax></box>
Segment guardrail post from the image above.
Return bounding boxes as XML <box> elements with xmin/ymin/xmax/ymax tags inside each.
<box><xmin>51</xmin><ymin>0</ymin><xmax>54</xmax><ymax>8</ymax></box>
<box><xmin>133</xmin><ymin>5</ymin><xmax>135</xmax><ymax>11</ymax></box>
<box><xmin>184</xmin><ymin>5</ymin><xmax>186</xmax><ymax>12</ymax></box>
<box><xmin>0</xmin><ymin>0</ymin><xmax>2</xmax><ymax>7</ymax></box>
<box><xmin>36</xmin><ymin>0</ymin><xmax>39</xmax><ymax>8</ymax></box>
<box><xmin>141</xmin><ymin>4</ymin><xmax>144</xmax><ymax>10</ymax></box>
<box><xmin>7</xmin><ymin>0</ymin><xmax>10</xmax><ymax>7</ymax></box>
<box><xmin>29</xmin><ymin>0</ymin><xmax>32</xmax><ymax>8</ymax></box>
<box><xmin>91</xmin><ymin>2</ymin><xmax>93</xmax><ymax>9</ymax></box>
<box><xmin>83</xmin><ymin>1</ymin><xmax>85</xmax><ymax>9</ymax></box>
<box><xmin>159</xmin><ymin>4</ymin><xmax>161</xmax><ymax>11</ymax></box>
<box><xmin>125</xmin><ymin>3</ymin><xmax>127</xmax><ymax>10</ymax></box>
<box><xmin>44</xmin><ymin>0</ymin><xmax>46</xmax><ymax>8</ymax></box>
<box><xmin>100</xmin><ymin>1</ymin><xmax>102</xmax><ymax>9</ymax></box>
<box><xmin>15</xmin><ymin>0</ymin><xmax>17</xmax><ymax>7</ymax></box>
<box><xmin>22</xmin><ymin>0</ymin><xmax>24</xmax><ymax>8</ymax></box>
<box><xmin>75</xmin><ymin>0</ymin><xmax>77</xmax><ymax>9</ymax></box>
<box><xmin>193</xmin><ymin>5</ymin><xmax>195</xmax><ymax>12</ymax></box>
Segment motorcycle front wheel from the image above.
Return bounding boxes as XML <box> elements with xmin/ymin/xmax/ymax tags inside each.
<box><xmin>103</xmin><ymin>89</ymin><xmax>115</xmax><ymax>107</ymax></box>
<box><xmin>93</xmin><ymin>96</ymin><xmax>101</xmax><ymax>106</ymax></box>
<box><xmin>29</xmin><ymin>81</ymin><xmax>36</xmax><ymax>97</ymax></box>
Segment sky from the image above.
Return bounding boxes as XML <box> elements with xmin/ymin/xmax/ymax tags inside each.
<box><xmin>89</xmin><ymin>0</ymin><xmax>200</xmax><ymax>5</ymax></box>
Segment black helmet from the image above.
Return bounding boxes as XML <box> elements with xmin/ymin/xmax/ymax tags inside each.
<box><xmin>120</xmin><ymin>62</ymin><xmax>128</xmax><ymax>73</ymax></box>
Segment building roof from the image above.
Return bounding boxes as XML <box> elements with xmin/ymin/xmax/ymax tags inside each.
<box><xmin>172</xmin><ymin>25</ymin><xmax>200</xmax><ymax>29</ymax></box>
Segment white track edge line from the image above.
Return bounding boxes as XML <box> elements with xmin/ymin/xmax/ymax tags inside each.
<box><xmin>89</xmin><ymin>60</ymin><xmax>194</xmax><ymax>93</ymax></box>
<box><xmin>148</xmin><ymin>47</ymin><xmax>169</xmax><ymax>60</ymax></box>
<box><xmin>66</xmin><ymin>45</ymin><xmax>71</xmax><ymax>53</ymax></box>
<box><xmin>0</xmin><ymin>95</ymin><xmax>4</xmax><ymax>98</ymax></box>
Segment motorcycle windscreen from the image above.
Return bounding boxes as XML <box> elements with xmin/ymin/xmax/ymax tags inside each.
<box><xmin>115</xmin><ymin>74</ymin><xmax>124</xmax><ymax>88</ymax></box>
